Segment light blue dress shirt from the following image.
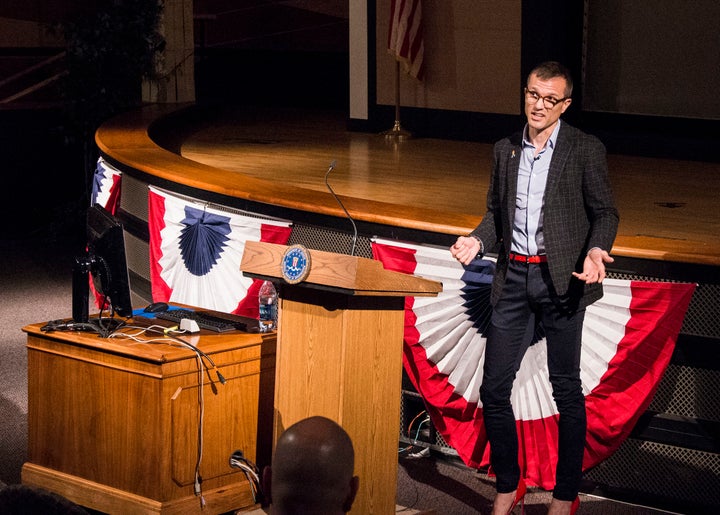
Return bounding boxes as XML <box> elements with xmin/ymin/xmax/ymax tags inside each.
<box><xmin>510</xmin><ymin>121</ymin><xmax>562</xmax><ymax>256</ymax></box>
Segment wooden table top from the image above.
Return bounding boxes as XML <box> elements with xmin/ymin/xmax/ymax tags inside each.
<box><xmin>24</xmin><ymin>317</ymin><xmax>272</xmax><ymax>365</ymax></box>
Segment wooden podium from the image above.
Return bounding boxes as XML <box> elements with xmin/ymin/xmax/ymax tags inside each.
<box><xmin>21</xmin><ymin>320</ymin><xmax>276</xmax><ymax>515</ymax></box>
<box><xmin>241</xmin><ymin>241</ymin><xmax>442</xmax><ymax>514</ymax></box>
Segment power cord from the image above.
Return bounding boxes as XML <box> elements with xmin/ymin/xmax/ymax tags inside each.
<box><xmin>40</xmin><ymin>318</ymin><xmax>128</xmax><ymax>337</ymax></box>
<box><xmin>399</xmin><ymin>410</ymin><xmax>432</xmax><ymax>458</ymax></box>
<box><xmin>229</xmin><ymin>450</ymin><xmax>262</xmax><ymax>503</ymax></box>
<box><xmin>106</xmin><ymin>324</ymin><xmax>226</xmax><ymax>507</ymax></box>
<box><xmin>109</xmin><ymin>325</ymin><xmax>226</xmax><ymax>385</ymax></box>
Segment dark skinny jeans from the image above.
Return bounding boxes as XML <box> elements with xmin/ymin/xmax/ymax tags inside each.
<box><xmin>480</xmin><ymin>260</ymin><xmax>586</xmax><ymax>501</ymax></box>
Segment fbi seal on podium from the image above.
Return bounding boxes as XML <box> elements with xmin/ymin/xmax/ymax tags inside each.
<box><xmin>281</xmin><ymin>244</ymin><xmax>311</xmax><ymax>284</ymax></box>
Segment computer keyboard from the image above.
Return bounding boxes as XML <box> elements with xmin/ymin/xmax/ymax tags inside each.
<box><xmin>155</xmin><ymin>308</ymin><xmax>255</xmax><ymax>333</ymax></box>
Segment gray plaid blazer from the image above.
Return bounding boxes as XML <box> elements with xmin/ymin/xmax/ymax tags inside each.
<box><xmin>470</xmin><ymin>122</ymin><xmax>619</xmax><ymax>309</ymax></box>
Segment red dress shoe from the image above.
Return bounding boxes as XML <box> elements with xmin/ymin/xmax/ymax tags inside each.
<box><xmin>507</xmin><ymin>478</ymin><xmax>527</xmax><ymax>514</ymax></box>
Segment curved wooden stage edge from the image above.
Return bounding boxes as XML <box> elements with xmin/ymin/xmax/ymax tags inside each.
<box><xmin>97</xmin><ymin>103</ymin><xmax>720</xmax><ymax>268</ymax></box>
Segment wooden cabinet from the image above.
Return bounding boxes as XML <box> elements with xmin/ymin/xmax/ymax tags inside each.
<box><xmin>22</xmin><ymin>322</ymin><xmax>276</xmax><ymax>515</ymax></box>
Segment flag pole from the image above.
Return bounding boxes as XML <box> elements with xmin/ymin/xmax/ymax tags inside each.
<box><xmin>381</xmin><ymin>60</ymin><xmax>412</xmax><ymax>141</ymax></box>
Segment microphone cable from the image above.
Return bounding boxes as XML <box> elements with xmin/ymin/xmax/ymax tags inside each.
<box><xmin>324</xmin><ymin>160</ymin><xmax>358</xmax><ymax>256</ymax></box>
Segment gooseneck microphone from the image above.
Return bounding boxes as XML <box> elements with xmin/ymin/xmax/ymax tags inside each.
<box><xmin>324</xmin><ymin>160</ymin><xmax>358</xmax><ymax>256</ymax></box>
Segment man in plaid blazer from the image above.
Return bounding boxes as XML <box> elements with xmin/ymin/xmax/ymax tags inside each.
<box><xmin>451</xmin><ymin>61</ymin><xmax>619</xmax><ymax>515</ymax></box>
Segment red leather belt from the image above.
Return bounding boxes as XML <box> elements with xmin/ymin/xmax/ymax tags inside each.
<box><xmin>509</xmin><ymin>252</ymin><xmax>548</xmax><ymax>264</ymax></box>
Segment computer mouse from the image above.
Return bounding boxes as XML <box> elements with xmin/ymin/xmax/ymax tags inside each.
<box><xmin>143</xmin><ymin>302</ymin><xmax>169</xmax><ymax>313</ymax></box>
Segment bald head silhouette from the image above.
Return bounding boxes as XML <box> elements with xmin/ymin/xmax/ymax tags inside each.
<box><xmin>263</xmin><ymin>416</ymin><xmax>359</xmax><ymax>514</ymax></box>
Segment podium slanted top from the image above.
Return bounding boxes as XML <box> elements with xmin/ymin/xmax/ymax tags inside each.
<box><xmin>241</xmin><ymin>241</ymin><xmax>441</xmax><ymax>297</ymax></box>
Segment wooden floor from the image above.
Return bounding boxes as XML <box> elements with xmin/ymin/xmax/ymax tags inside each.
<box><xmin>180</xmin><ymin>108</ymin><xmax>491</xmax><ymax>217</ymax></box>
<box><xmin>174</xmin><ymin>106</ymin><xmax>720</xmax><ymax>266</ymax></box>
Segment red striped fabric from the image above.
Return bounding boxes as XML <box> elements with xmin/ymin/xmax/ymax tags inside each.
<box><xmin>147</xmin><ymin>186</ymin><xmax>291</xmax><ymax>315</ymax></box>
<box><xmin>90</xmin><ymin>158</ymin><xmax>123</xmax><ymax>310</ymax></box>
<box><xmin>372</xmin><ymin>238</ymin><xmax>696</xmax><ymax>490</ymax></box>
<box><xmin>388</xmin><ymin>0</ymin><xmax>425</xmax><ymax>79</ymax></box>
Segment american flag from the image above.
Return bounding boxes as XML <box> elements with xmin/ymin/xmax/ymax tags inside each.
<box><xmin>388</xmin><ymin>0</ymin><xmax>424</xmax><ymax>79</ymax></box>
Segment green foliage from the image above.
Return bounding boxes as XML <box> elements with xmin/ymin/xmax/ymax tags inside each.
<box><xmin>59</xmin><ymin>0</ymin><xmax>165</xmax><ymax>136</ymax></box>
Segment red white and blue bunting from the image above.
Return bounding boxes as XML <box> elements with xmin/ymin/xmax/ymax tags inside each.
<box><xmin>89</xmin><ymin>158</ymin><xmax>123</xmax><ymax>310</ymax></box>
<box><xmin>371</xmin><ymin>237</ymin><xmax>696</xmax><ymax>490</ymax></box>
<box><xmin>91</xmin><ymin>157</ymin><xmax>122</xmax><ymax>214</ymax></box>
<box><xmin>148</xmin><ymin>186</ymin><xmax>291</xmax><ymax>316</ymax></box>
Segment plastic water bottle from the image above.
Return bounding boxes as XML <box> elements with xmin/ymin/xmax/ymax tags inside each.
<box><xmin>258</xmin><ymin>280</ymin><xmax>278</xmax><ymax>331</ymax></box>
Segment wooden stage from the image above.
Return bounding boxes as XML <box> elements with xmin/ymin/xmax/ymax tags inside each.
<box><xmin>178</xmin><ymin>106</ymin><xmax>720</xmax><ymax>267</ymax></box>
<box><xmin>99</xmin><ymin>104</ymin><xmax>719</xmax><ymax>267</ymax></box>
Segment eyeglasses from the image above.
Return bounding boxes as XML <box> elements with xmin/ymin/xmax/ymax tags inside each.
<box><xmin>524</xmin><ymin>88</ymin><xmax>568</xmax><ymax>108</ymax></box>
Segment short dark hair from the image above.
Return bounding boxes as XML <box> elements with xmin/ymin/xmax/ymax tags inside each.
<box><xmin>270</xmin><ymin>416</ymin><xmax>356</xmax><ymax>513</ymax></box>
<box><xmin>528</xmin><ymin>61</ymin><xmax>573</xmax><ymax>97</ymax></box>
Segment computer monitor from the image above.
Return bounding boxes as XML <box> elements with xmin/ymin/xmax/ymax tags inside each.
<box><xmin>72</xmin><ymin>204</ymin><xmax>133</xmax><ymax>323</ymax></box>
